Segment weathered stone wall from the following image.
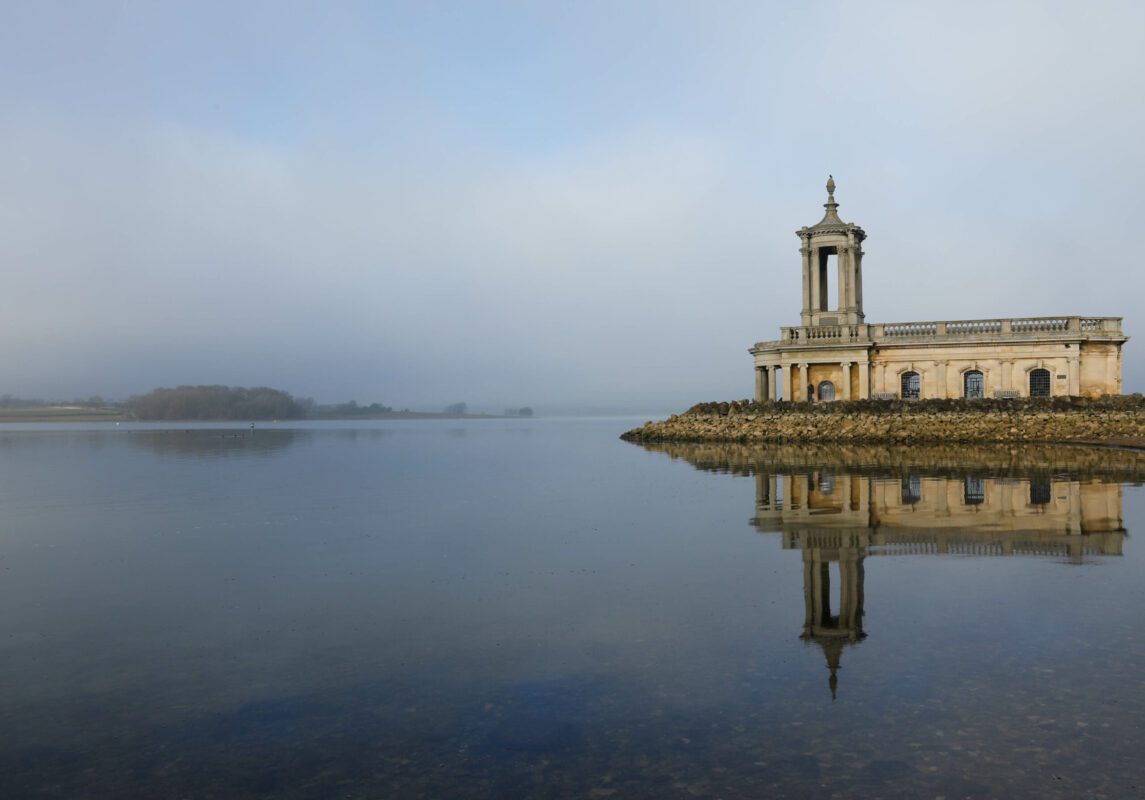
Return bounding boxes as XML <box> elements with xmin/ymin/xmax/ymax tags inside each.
<box><xmin>621</xmin><ymin>397</ymin><xmax>1145</xmax><ymax>445</ymax></box>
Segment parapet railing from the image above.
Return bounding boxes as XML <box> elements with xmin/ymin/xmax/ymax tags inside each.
<box><xmin>760</xmin><ymin>316</ymin><xmax>1123</xmax><ymax>348</ymax></box>
<box><xmin>777</xmin><ymin>325</ymin><xmax>868</xmax><ymax>344</ymax></box>
<box><xmin>874</xmin><ymin>316</ymin><xmax>1122</xmax><ymax>339</ymax></box>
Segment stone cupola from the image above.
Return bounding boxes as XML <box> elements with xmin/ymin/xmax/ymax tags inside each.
<box><xmin>798</xmin><ymin>176</ymin><xmax>867</xmax><ymax>327</ymax></box>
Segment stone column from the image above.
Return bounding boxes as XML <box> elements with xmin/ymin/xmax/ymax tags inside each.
<box><xmin>800</xmin><ymin>244</ymin><xmax>813</xmax><ymax>326</ymax></box>
<box><xmin>810</xmin><ymin>250</ymin><xmax>821</xmax><ymax>314</ymax></box>
<box><xmin>771</xmin><ymin>366</ymin><xmax>781</xmax><ymax>401</ymax></box>
<box><xmin>1068</xmin><ymin>354</ymin><xmax>1081</xmax><ymax>396</ymax></box>
<box><xmin>783</xmin><ymin>364</ymin><xmax>794</xmax><ymax>402</ymax></box>
<box><xmin>755</xmin><ymin>367</ymin><xmax>765</xmax><ymax>402</ymax></box>
<box><xmin>858</xmin><ymin>361</ymin><xmax>870</xmax><ymax>399</ymax></box>
<box><xmin>840</xmin><ymin>362</ymin><xmax>852</xmax><ymax>400</ymax></box>
<box><xmin>799</xmin><ymin>363</ymin><xmax>810</xmax><ymax>402</ymax></box>
<box><xmin>1001</xmin><ymin>360</ymin><xmax>1013</xmax><ymax>391</ymax></box>
<box><xmin>838</xmin><ymin>246</ymin><xmax>849</xmax><ymax>314</ymax></box>
<box><xmin>875</xmin><ymin>363</ymin><xmax>887</xmax><ymax>394</ymax></box>
<box><xmin>785</xmin><ymin>474</ymin><xmax>798</xmax><ymax>510</ymax></box>
<box><xmin>935</xmin><ymin>361</ymin><xmax>948</xmax><ymax>399</ymax></box>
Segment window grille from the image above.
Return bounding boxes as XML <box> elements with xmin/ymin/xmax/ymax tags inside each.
<box><xmin>901</xmin><ymin>475</ymin><xmax>921</xmax><ymax>505</ymax></box>
<box><xmin>964</xmin><ymin>371</ymin><xmax>984</xmax><ymax>399</ymax></box>
<box><xmin>964</xmin><ymin>477</ymin><xmax>985</xmax><ymax>505</ymax></box>
<box><xmin>1029</xmin><ymin>478</ymin><xmax>1052</xmax><ymax>505</ymax></box>
<box><xmin>1029</xmin><ymin>368</ymin><xmax>1051</xmax><ymax>397</ymax></box>
<box><xmin>817</xmin><ymin>381</ymin><xmax>836</xmax><ymax>401</ymax></box>
<box><xmin>901</xmin><ymin>371</ymin><xmax>920</xmax><ymax>399</ymax></box>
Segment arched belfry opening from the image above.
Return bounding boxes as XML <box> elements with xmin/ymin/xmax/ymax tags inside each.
<box><xmin>799</xmin><ymin>176</ymin><xmax>866</xmax><ymax>327</ymax></box>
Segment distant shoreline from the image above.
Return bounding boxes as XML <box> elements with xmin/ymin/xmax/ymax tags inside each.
<box><xmin>0</xmin><ymin>408</ymin><xmax>522</xmax><ymax>423</ymax></box>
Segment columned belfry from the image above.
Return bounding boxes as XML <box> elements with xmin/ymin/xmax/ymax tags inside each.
<box><xmin>800</xmin><ymin>176</ymin><xmax>866</xmax><ymax>327</ymax></box>
<box><xmin>750</xmin><ymin>177</ymin><xmax>1127</xmax><ymax>401</ymax></box>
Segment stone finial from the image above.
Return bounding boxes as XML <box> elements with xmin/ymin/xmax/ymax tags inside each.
<box><xmin>819</xmin><ymin>174</ymin><xmax>842</xmax><ymax>224</ymax></box>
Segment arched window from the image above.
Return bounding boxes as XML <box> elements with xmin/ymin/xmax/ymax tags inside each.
<box><xmin>900</xmin><ymin>371</ymin><xmax>920</xmax><ymax>400</ymax></box>
<box><xmin>1029</xmin><ymin>368</ymin><xmax>1051</xmax><ymax>397</ymax></box>
<box><xmin>817</xmin><ymin>381</ymin><xmax>836</xmax><ymax>401</ymax></box>
<box><xmin>964</xmin><ymin>370</ymin><xmax>984</xmax><ymax>399</ymax></box>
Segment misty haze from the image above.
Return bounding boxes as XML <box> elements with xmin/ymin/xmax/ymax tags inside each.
<box><xmin>3</xmin><ymin>3</ymin><xmax>1145</xmax><ymax>799</ymax></box>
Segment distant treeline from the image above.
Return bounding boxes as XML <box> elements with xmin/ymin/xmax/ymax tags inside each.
<box><xmin>303</xmin><ymin>399</ymin><xmax>394</xmax><ymax>417</ymax></box>
<box><xmin>5</xmin><ymin>385</ymin><xmax>529</xmax><ymax>420</ymax></box>
<box><xmin>127</xmin><ymin>386</ymin><xmax>305</xmax><ymax>421</ymax></box>
<box><xmin>1</xmin><ymin>394</ymin><xmax>108</xmax><ymax>409</ymax></box>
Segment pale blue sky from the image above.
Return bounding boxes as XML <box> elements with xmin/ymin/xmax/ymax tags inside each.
<box><xmin>2</xmin><ymin>2</ymin><xmax>1143</xmax><ymax>412</ymax></box>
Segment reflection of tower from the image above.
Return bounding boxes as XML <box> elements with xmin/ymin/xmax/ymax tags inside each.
<box><xmin>640</xmin><ymin>442</ymin><xmax>1135</xmax><ymax>700</ymax></box>
<box><xmin>801</xmin><ymin>546</ymin><xmax>866</xmax><ymax>699</ymax></box>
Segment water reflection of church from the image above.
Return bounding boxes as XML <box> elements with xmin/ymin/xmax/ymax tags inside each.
<box><xmin>753</xmin><ymin>470</ymin><xmax>1125</xmax><ymax>697</ymax></box>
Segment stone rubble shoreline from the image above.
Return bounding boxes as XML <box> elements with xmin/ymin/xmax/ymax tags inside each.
<box><xmin>620</xmin><ymin>397</ymin><xmax>1145</xmax><ymax>445</ymax></box>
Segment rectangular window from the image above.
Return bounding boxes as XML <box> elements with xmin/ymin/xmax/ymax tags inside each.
<box><xmin>964</xmin><ymin>477</ymin><xmax>985</xmax><ymax>505</ymax></box>
<box><xmin>901</xmin><ymin>475</ymin><xmax>921</xmax><ymax>505</ymax></box>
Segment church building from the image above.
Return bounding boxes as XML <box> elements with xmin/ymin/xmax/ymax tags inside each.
<box><xmin>750</xmin><ymin>178</ymin><xmax>1127</xmax><ymax>402</ymax></box>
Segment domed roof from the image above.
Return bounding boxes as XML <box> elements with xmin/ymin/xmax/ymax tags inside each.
<box><xmin>800</xmin><ymin>175</ymin><xmax>865</xmax><ymax>239</ymax></box>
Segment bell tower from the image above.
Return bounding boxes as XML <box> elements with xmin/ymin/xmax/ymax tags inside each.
<box><xmin>798</xmin><ymin>176</ymin><xmax>866</xmax><ymax>327</ymax></box>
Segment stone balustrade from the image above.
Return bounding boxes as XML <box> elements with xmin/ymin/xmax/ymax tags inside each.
<box><xmin>767</xmin><ymin>316</ymin><xmax>1122</xmax><ymax>347</ymax></box>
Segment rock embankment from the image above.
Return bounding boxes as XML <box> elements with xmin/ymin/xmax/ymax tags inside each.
<box><xmin>620</xmin><ymin>396</ymin><xmax>1145</xmax><ymax>445</ymax></box>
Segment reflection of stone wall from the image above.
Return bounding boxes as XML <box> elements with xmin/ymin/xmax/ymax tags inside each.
<box><xmin>622</xmin><ymin>405</ymin><xmax>1145</xmax><ymax>445</ymax></box>
<box><xmin>639</xmin><ymin>440</ymin><xmax>1130</xmax><ymax>559</ymax></box>
<box><xmin>754</xmin><ymin>472</ymin><xmax>1123</xmax><ymax>558</ymax></box>
<box><xmin>637</xmin><ymin>440</ymin><xmax>1145</xmax><ymax>483</ymax></box>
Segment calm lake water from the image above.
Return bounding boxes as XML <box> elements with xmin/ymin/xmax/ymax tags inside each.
<box><xmin>1</xmin><ymin>419</ymin><xmax>1144</xmax><ymax>799</ymax></box>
